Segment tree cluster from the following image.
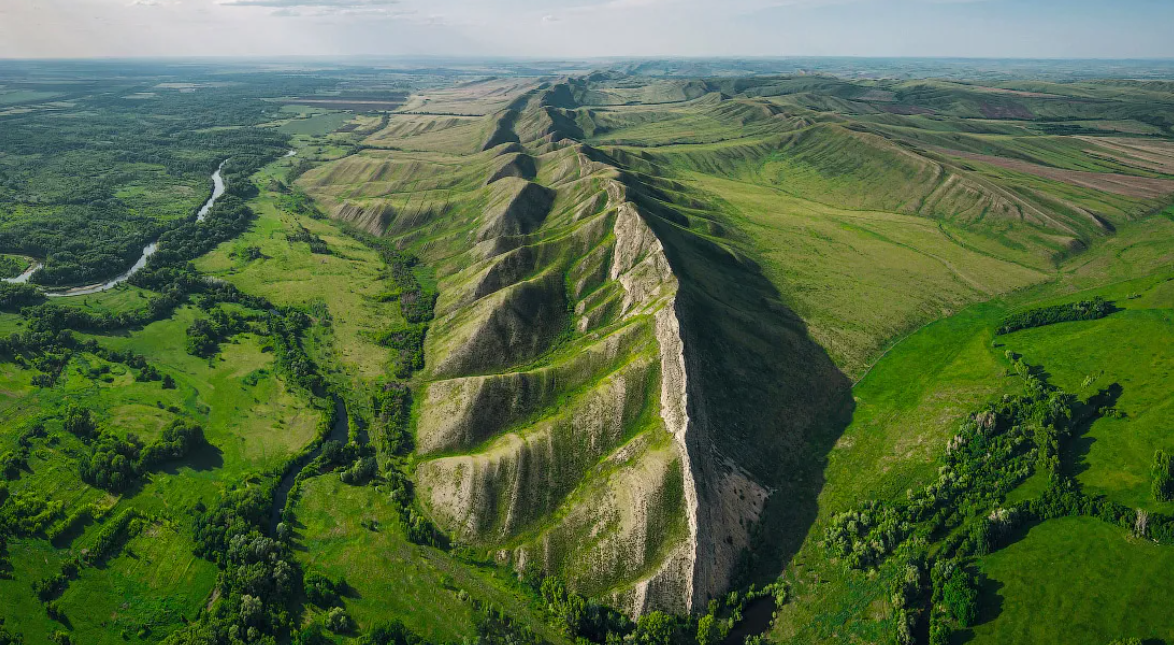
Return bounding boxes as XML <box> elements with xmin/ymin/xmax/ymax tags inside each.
<box><xmin>997</xmin><ymin>297</ymin><xmax>1114</xmax><ymax>335</ymax></box>
<box><xmin>78</xmin><ymin>416</ymin><xmax>206</xmax><ymax>492</ymax></box>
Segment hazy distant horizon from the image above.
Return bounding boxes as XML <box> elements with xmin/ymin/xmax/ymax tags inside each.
<box><xmin>2</xmin><ymin>0</ymin><xmax>1173</xmax><ymax>61</ymax></box>
<box><xmin>3</xmin><ymin>54</ymin><xmax>1174</xmax><ymax>63</ymax></box>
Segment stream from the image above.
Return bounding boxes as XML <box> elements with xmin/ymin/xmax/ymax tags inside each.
<box><xmin>270</xmin><ymin>396</ymin><xmax>350</xmax><ymax>534</ymax></box>
<box><xmin>3</xmin><ymin>260</ymin><xmax>41</xmax><ymax>284</ymax></box>
<box><xmin>722</xmin><ymin>597</ymin><xmax>776</xmax><ymax>645</ymax></box>
<box><xmin>42</xmin><ymin>159</ymin><xmax>229</xmax><ymax>297</ymax></box>
<box><xmin>1</xmin><ymin>158</ymin><xmax>231</xmax><ymax>294</ymax></box>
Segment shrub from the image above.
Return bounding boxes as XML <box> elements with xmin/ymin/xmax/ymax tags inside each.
<box><xmin>634</xmin><ymin>612</ymin><xmax>676</xmax><ymax>645</ymax></box>
<box><xmin>63</xmin><ymin>405</ymin><xmax>97</xmax><ymax>439</ymax></box>
<box><xmin>997</xmin><ymin>297</ymin><xmax>1114</xmax><ymax>335</ymax></box>
<box><xmin>1152</xmin><ymin>450</ymin><xmax>1174</xmax><ymax>502</ymax></box>
<box><xmin>325</xmin><ymin>607</ymin><xmax>353</xmax><ymax>633</ymax></box>
<box><xmin>303</xmin><ymin>571</ymin><xmax>341</xmax><ymax>608</ymax></box>
<box><xmin>0</xmin><ymin>282</ymin><xmax>44</xmax><ymax>311</ymax></box>
<box><xmin>138</xmin><ymin>419</ymin><xmax>205</xmax><ymax>467</ymax></box>
<box><xmin>940</xmin><ymin>566</ymin><xmax>979</xmax><ymax>628</ymax></box>
<box><xmin>358</xmin><ymin>620</ymin><xmax>424</xmax><ymax>645</ymax></box>
<box><xmin>79</xmin><ymin>436</ymin><xmax>143</xmax><ymax>492</ymax></box>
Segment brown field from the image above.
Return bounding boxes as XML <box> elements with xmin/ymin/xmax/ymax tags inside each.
<box><xmin>1080</xmin><ymin>137</ymin><xmax>1174</xmax><ymax>175</ymax></box>
<box><xmin>939</xmin><ymin>148</ymin><xmax>1174</xmax><ymax>198</ymax></box>
<box><xmin>396</xmin><ymin>77</ymin><xmax>539</xmax><ymax>115</ymax></box>
<box><xmin>281</xmin><ymin>97</ymin><xmax>406</xmax><ymax>111</ymax></box>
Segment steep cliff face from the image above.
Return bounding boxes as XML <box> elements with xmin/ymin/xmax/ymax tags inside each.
<box><xmin>300</xmin><ymin>84</ymin><xmax>852</xmax><ymax>615</ymax></box>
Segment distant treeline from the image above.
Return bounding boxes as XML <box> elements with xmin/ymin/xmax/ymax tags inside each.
<box><xmin>997</xmin><ymin>297</ymin><xmax>1114</xmax><ymax>335</ymax></box>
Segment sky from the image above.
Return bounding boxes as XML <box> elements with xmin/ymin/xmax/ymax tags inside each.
<box><xmin>0</xmin><ymin>0</ymin><xmax>1172</xmax><ymax>60</ymax></box>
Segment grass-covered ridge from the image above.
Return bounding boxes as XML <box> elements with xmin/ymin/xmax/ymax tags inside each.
<box><xmin>295</xmin><ymin>71</ymin><xmax>1174</xmax><ymax>635</ymax></box>
<box><xmin>3</xmin><ymin>60</ymin><xmax>1174</xmax><ymax>644</ymax></box>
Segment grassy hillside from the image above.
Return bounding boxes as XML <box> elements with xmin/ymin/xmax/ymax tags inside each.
<box><xmin>3</xmin><ymin>63</ymin><xmax>1174</xmax><ymax>645</ymax></box>
<box><xmin>297</xmin><ymin>71</ymin><xmax>1174</xmax><ymax>642</ymax></box>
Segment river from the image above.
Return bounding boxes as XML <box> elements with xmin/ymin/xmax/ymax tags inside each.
<box><xmin>270</xmin><ymin>396</ymin><xmax>350</xmax><ymax>534</ymax></box>
<box><xmin>721</xmin><ymin>597</ymin><xmax>776</xmax><ymax>645</ymax></box>
<box><xmin>1</xmin><ymin>159</ymin><xmax>230</xmax><ymax>295</ymax></box>
<box><xmin>3</xmin><ymin>259</ymin><xmax>41</xmax><ymax>284</ymax></box>
<box><xmin>43</xmin><ymin>160</ymin><xmax>229</xmax><ymax>298</ymax></box>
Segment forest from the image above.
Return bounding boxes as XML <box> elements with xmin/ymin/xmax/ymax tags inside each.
<box><xmin>0</xmin><ymin>73</ymin><xmax>319</xmax><ymax>286</ymax></box>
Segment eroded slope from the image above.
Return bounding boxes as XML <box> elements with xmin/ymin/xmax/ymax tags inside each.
<box><xmin>301</xmin><ymin>83</ymin><xmax>851</xmax><ymax>614</ymax></box>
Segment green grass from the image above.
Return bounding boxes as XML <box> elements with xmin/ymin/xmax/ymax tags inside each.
<box><xmin>276</xmin><ymin>110</ymin><xmax>353</xmax><ymax>136</ymax></box>
<box><xmin>0</xmin><ymin>305</ymin><xmax>320</xmax><ymax>643</ymax></box>
<box><xmin>55</xmin><ymin>523</ymin><xmax>218</xmax><ymax>644</ymax></box>
<box><xmin>675</xmin><ymin>169</ymin><xmax>1046</xmax><ymax>375</ymax></box>
<box><xmin>1000</xmin><ymin>280</ymin><xmax>1174</xmax><ymax>513</ymax></box>
<box><xmin>971</xmin><ymin>517</ymin><xmax>1174</xmax><ymax>645</ymax></box>
<box><xmin>195</xmin><ymin>182</ymin><xmax>401</xmax><ymax>383</ymax></box>
<box><xmin>293</xmin><ymin>476</ymin><xmax>572</xmax><ymax>644</ymax></box>
<box><xmin>773</xmin><ymin>208</ymin><xmax>1174</xmax><ymax>644</ymax></box>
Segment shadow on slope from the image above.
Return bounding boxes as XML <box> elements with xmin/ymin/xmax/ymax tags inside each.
<box><xmin>633</xmin><ymin>183</ymin><xmax>856</xmax><ymax>585</ymax></box>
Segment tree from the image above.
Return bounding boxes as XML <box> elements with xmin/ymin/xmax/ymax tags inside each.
<box><xmin>358</xmin><ymin>620</ymin><xmax>422</xmax><ymax>645</ymax></box>
<box><xmin>293</xmin><ymin>624</ymin><xmax>331</xmax><ymax>645</ymax></box>
<box><xmin>1152</xmin><ymin>450</ymin><xmax>1174</xmax><ymax>502</ymax></box>
<box><xmin>696</xmin><ymin>614</ymin><xmax>725</xmax><ymax>645</ymax></box>
<box><xmin>63</xmin><ymin>405</ymin><xmax>96</xmax><ymax>438</ymax></box>
<box><xmin>634</xmin><ymin>611</ymin><xmax>675</xmax><ymax>645</ymax></box>
<box><xmin>303</xmin><ymin>571</ymin><xmax>341</xmax><ymax>608</ymax></box>
<box><xmin>325</xmin><ymin>607</ymin><xmax>353</xmax><ymax>634</ymax></box>
<box><xmin>942</xmin><ymin>570</ymin><xmax>979</xmax><ymax>628</ymax></box>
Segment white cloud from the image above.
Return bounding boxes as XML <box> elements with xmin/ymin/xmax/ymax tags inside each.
<box><xmin>218</xmin><ymin>0</ymin><xmax>398</xmax><ymax>6</ymax></box>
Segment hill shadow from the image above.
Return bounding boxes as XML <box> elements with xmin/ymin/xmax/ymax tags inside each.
<box><xmin>156</xmin><ymin>441</ymin><xmax>225</xmax><ymax>475</ymax></box>
<box><xmin>1063</xmin><ymin>383</ymin><xmax>1123</xmax><ymax>480</ymax></box>
<box><xmin>953</xmin><ymin>575</ymin><xmax>1005</xmax><ymax>644</ymax></box>
<box><xmin>638</xmin><ymin>182</ymin><xmax>855</xmax><ymax>593</ymax></box>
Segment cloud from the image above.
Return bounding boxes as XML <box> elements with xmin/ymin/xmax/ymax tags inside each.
<box><xmin>217</xmin><ymin>0</ymin><xmax>399</xmax><ymax>9</ymax></box>
<box><xmin>218</xmin><ymin>0</ymin><xmax>404</xmax><ymax>18</ymax></box>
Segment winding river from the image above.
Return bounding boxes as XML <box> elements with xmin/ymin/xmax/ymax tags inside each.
<box><xmin>3</xmin><ymin>260</ymin><xmax>41</xmax><ymax>285</ymax></box>
<box><xmin>1</xmin><ymin>159</ymin><xmax>230</xmax><ymax>295</ymax></box>
<box><xmin>270</xmin><ymin>396</ymin><xmax>350</xmax><ymax>534</ymax></box>
<box><xmin>46</xmin><ymin>160</ymin><xmax>229</xmax><ymax>297</ymax></box>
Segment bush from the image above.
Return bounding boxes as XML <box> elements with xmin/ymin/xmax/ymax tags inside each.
<box><xmin>138</xmin><ymin>419</ymin><xmax>205</xmax><ymax>467</ymax></box>
<box><xmin>79</xmin><ymin>436</ymin><xmax>143</xmax><ymax>491</ymax></box>
<box><xmin>939</xmin><ymin>565</ymin><xmax>979</xmax><ymax>628</ymax></box>
<box><xmin>324</xmin><ymin>607</ymin><xmax>353</xmax><ymax>633</ymax></box>
<box><xmin>63</xmin><ymin>405</ymin><xmax>97</xmax><ymax>439</ymax></box>
<box><xmin>359</xmin><ymin>620</ymin><xmax>424</xmax><ymax>645</ymax></box>
<box><xmin>0</xmin><ymin>282</ymin><xmax>44</xmax><ymax>311</ymax></box>
<box><xmin>634</xmin><ymin>612</ymin><xmax>677</xmax><ymax>645</ymax></box>
<box><xmin>303</xmin><ymin>571</ymin><xmax>341</xmax><ymax>608</ymax></box>
<box><xmin>998</xmin><ymin>297</ymin><xmax>1114</xmax><ymax>335</ymax></box>
<box><xmin>340</xmin><ymin>456</ymin><xmax>377</xmax><ymax>485</ymax></box>
<box><xmin>1153</xmin><ymin>450</ymin><xmax>1174</xmax><ymax>502</ymax></box>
